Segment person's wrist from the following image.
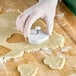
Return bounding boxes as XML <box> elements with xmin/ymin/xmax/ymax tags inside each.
<box><xmin>39</xmin><ymin>0</ymin><xmax>58</xmax><ymax>6</ymax></box>
<box><xmin>39</xmin><ymin>0</ymin><xmax>58</xmax><ymax>3</ymax></box>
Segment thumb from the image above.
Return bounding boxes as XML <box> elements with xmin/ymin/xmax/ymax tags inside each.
<box><xmin>45</xmin><ymin>16</ymin><xmax>54</xmax><ymax>36</ymax></box>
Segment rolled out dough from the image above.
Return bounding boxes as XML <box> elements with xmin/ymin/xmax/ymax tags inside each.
<box><xmin>18</xmin><ymin>64</ymin><xmax>38</xmax><ymax>76</ymax></box>
<box><xmin>0</xmin><ymin>11</ymin><xmax>65</xmax><ymax>61</ymax></box>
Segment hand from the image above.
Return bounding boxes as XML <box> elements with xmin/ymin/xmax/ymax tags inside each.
<box><xmin>16</xmin><ymin>0</ymin><xmax>58</xmax><ymax>37</ymax></box>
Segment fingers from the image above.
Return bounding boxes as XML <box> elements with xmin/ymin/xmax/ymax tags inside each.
<box><xmin>16</xmin><ymin>8</ymin><xmax>40</xmax><ymax>38</ymax></box>
<box><xmin>16</xmin><ymin>11</ymin><xmax>31</xmax><ymax>32</ymax></box>
<box><xmin>19</xmin><ymin>14</ymin><xmax>30</xmax><ymax>32</ymax></box>
<box><xmin>16</xmin><ymin>15</ymin><xmax>22</xmax><ymax>31</ymax></box>
<box><xmin>23</xmin><ymin>12</ymin><xmax>41</xmax><ymax>37</ymax></box>
<box><xmin>45</xmin><ymin>15</ymin><xmax>54</xmax><ymax>36</ymax></box>
<box><xmin>16</xmin><ymin>8</ymin><xmax>36</xmax><ymax>33</ymax></box>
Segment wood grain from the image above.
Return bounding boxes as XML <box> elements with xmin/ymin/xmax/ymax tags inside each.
<box><xmin>0</xmin><ymin>0</ymin><xmax>76</xmax><ymax>76</ymax></box>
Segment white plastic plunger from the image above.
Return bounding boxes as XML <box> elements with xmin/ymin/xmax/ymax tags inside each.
<box><xmin>28</xmin><ymin>26</ymin><xmax>49</xmax><ymax>44</ymax></box>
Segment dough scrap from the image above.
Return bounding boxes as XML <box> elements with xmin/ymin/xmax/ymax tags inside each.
<box><xmin>0</xmin><ymin>11</ymin><xmax>65</xmax><ymax>61</ymax></box>
<box><xmin>44</xmin><ymin>56</ymin><xmax>65</xmax><ymax>69</ymax></box>
<box><xmin>18</xmin><ymin>64</ymin><xmax>38</xmax><ymax>76</ymax></box>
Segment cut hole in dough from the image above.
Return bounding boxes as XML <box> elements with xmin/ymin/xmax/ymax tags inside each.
<box><xmin>6</xmin><ymin>33</ymin><xmax>26</xmax><ymax>43</ymax></box>
<box><xmin>0</xmin><ymin>46</ymin><xmax>11</xmax><ymax>56</ymax></box>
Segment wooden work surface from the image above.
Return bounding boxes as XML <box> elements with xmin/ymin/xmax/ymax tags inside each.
<box><xmin>0</xmin><ymin>0</ymin><xmax>76</xmax><ymax>76</ymax></box>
